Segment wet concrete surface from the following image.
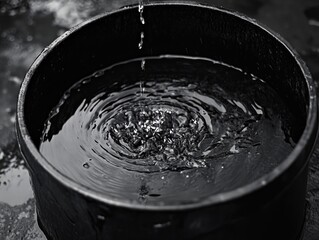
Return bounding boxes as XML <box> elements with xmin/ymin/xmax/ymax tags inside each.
<box><xmin>0</xmin><ymin>0</ymin><xmax>319</xmax><ymax>239</ymax></box>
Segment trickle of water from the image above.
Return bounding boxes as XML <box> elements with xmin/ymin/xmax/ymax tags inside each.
<box><xmin>138</xmin><ymin>32</ymin><xmax>144</xmax><ymax>50</ymax></box>
<box><xmin>138</xmin><ymin>1</ymin><xmax>146</xmax><ymax>97</ymax></box>
<box><xmin>39</xmin><ymin>55</ymin><xmax>298</xmax><ymax>205</ymax></box>
<box><xmin>138</xmin><ymin>0</ymin><xmax>145</xmax><ymax>25</ymax></box>
<box><xmin>139</xmin><ymin>59</ymin><xmax>146</xmax><ymax>97</ymax></box>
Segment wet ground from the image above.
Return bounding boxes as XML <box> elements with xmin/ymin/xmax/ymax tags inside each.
<box><xmin>0</xmin><ymin>0</ymin><xmax>318</xmax><ymax>239</ymax></box>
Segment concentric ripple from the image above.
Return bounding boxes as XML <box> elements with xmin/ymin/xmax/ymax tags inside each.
<box><xmin>72</xmin><ymin>80</ymin><xmax>233</xmax><ymax>173</ymax></box>
<box><xmin>39</xmin><ymin>56</ymin><xmax>298</xmax><ymax>205</ymax></box>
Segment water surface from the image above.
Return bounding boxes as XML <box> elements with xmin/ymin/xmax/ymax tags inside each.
<box><xmin>40</xmin><ymin>55</ymin><xmax>297</xmax><ymax>205</ymax></box>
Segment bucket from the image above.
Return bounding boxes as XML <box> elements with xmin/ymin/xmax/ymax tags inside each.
<box><xmin>16</xmin><ymin>3</ymin><xmax>318</xmax><ymax>240</ymax></box>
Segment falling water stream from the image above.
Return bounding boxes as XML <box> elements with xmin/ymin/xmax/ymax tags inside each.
<box><xmin>39</xmin><ymin>55</ymin><xmax>297</xmax><ymax>205</ymax></box>
<box><xmin>138</xmin><ymin>0</ymin><xmax>146</xmax><ymax>97</ymax></box>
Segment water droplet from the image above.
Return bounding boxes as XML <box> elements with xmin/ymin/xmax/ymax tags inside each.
<box><xmin>10</xmin><ymin>116</ymin><xmax>16</xmax><ymax>124</ymax></box>
<box><xmin>9</xmin><ymin>76</ymin><xmax>21</xmax><ymax>85</ymax></box>
<box><xmin>83</xmin><ymin>162</ymin><xmax>90</xmax><ymax>169</ymax></box>
<box><xmin>97</xmin><ymin>215</ymin><xmax>105</xmax><ymax>221</ymax></box>
<box><xmin>93</xmin><ymin>70</ymin><xmax>104</xmax><ymax>78</ymax></box>
<box><xmin>141</xmin><ymin>59</ymin><xmax>146</xmax><ymax>71</ymax></box>
<box><xmin>138</xmin><ymin>0</ymin><xmax>145</xmax><ymax>25</ymax></box>
<box><xmin>154</xmin><ymin>221</ymin><xmax>171</xmax><ymax>228</ymax></box>
<box><xmin>138</xmin><ymin>32</ymin><xmax>144</xmax><ymax>50</ymax></box>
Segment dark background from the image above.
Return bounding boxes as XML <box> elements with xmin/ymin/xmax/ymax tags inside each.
<box><xmin>0</xmin><ymin>0</ymin><xmax>318</xmax><ymax>239</ymax></box>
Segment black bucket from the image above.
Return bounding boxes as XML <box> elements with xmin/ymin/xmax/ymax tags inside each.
<box><xmin>16</xmin><ymin>3</ymin><xmax>318</xmax><ymax>240</ymax></box>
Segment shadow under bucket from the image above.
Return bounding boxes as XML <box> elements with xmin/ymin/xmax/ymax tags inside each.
<box><xmin>16</xmin><ymin>2</ymin><xmax>318</xmax><ymax>240</ymax></box>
